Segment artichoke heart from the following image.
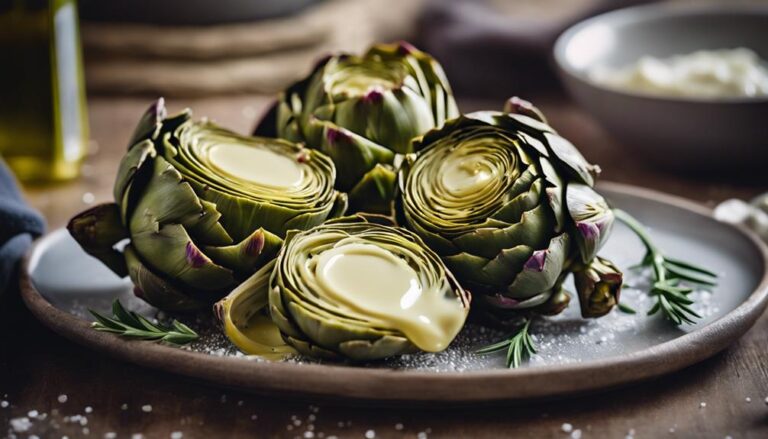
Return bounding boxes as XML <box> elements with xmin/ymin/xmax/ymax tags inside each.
<box><xmin>216</xmin><ymin>215</ymin><xmax>471</xmax><ymax>361</ymax></box>
<box><xmin>68</xmin><ymin>98</ymin><xmax>347</xmax><ymax>312</ymax></box>
<box><xmin>396</xmin><ymin>97</ymin><xmax>621</xmax><ymax>321</ymax></box>
<box><xmin>255</xmin><ymin>41</ymin><xmax>459</xmax><ymax>214</ymax></box>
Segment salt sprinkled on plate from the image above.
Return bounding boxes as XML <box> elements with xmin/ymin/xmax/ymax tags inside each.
<box><xmin>10</xmin><ymin>417</ymin><xmax>32</xmax><ymax>433</ymax></box>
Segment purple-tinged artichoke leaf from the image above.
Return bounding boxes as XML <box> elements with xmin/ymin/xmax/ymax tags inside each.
<box><xmin>504</xmin><ymin>96</ymin><xmax>548</xmax><ymax>124</ymax></box>
<box><xmin>128</xmin><ymin>98</ymin><xmax>167</xmax><ymax>148</ymax></box>
<box><xmin>124</xmin><ymin>245</ymin><xmax>206</xmax><ymax>312</ymax></box>
<box><xmin>507</xmin><ymin>234</ymin><xmax>569</xmax><ymax>298</ymax></box>
<box><xmin>130</xmin><ymin>222</ymin><xmax>234</xmax><ymax>292</ymax></box>
<box><xmin>566</xmin><ymin>183</ymin><xmax>615</xmax><ymax>263</ymax></box>
<box><xmin>67</xmin><ymin>203</ymin><xmax>129</xmax><ymax>278</ymax></box>
<box><xmin>204</xmin><ymin>228</ymin><xmax>282</xmax><ymax>276</ymax></box>
<box><xmin>317</xmin><ymin>123</ymin><xmax>395</xmax><ymax>193</ymax></box>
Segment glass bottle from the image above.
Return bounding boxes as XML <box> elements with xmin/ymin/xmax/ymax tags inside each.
<box><xmin>0</xmin><ymin>0</ymin><xmax>88</xmax><ymax>183</ymax></box>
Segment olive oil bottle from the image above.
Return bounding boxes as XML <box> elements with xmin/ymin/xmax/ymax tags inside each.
<box><xmin>0</xmin><ymin>0</ymin><xmax>88</xmax><ymax>183</ymax></box>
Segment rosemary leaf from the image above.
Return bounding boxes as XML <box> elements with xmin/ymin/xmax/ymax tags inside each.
<box><xmin>89</xmin><ymin>299</ymin><xmax>199</xmax><ymax>346</ymax></box>
<box><xmin>614</xmin><ymin>208</ymin><xmax>718</xmax><ymax>326</ymax></box>
<box><xmin>476</xmin><ymin>319</ymin><xmax>536</xmax><ymax>368</ymax></box>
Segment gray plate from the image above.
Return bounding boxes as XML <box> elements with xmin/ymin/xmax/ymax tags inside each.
<box><xmin>19</xmin><ymin>183</ymin><xmax>768</xmax><ymax>403</ymax></box>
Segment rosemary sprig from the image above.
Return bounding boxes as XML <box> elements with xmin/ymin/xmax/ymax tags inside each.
<box><xmin>613</xmin><ymin>209</ymin><xmax>718</xmax><ymax>325</ymax></box>
<box><xmin>617</xmin><ymin>302</ymin><xmax>637</xmax><ymax>314</ymax></box>
<box><xmin>476</xmin><ymin>318</ymin><xmax>536</xmax><ymax>368</ymax></box>
<box><xmin>89</xmin><ymin>299</ymin><xmax>199</xmax><ymax>346</ymax></box>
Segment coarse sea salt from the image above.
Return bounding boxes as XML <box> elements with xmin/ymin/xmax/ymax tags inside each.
<box><xmin>62</xmin><ymin>261</ymin><xmax>723</xmax><ymax>373</ymax></box>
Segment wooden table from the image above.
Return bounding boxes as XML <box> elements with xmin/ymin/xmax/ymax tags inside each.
<box><xmin>2</xmin><ymin>94</ymin><xmax>767</xmax><ymax>438</ymax></box>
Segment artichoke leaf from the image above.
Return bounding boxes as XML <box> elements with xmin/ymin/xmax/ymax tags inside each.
<box><xmin>452</xmin><ymin>204</ymin><xmax>554</xmax><ymax>259</ymax></box>
<box><xmin>534</xmin><ymin>286</ymin><xmax>572</xmax><ymax>315</ymax></box>
<box><xmin>184</xmin><ymin>199</ymin><xmax>233</xmax><ymax>247</ymax></box>
<box><xmin>347</xmin><ymin>164</ymin><xmax>397</xmax><ymax>214</ymax></box>
<box><xmin>507</xmin><ymin>234</ymin><xmax>570</xmax><ymax>298</ymax></box>
<box><xmin>114</xmin><ymin>139</ymin><xmax>156</xmax><ymax>210</ymax></box>
<box><xmin>315</xmin><ymin>121</ymin><xmax>395</xmax><ymax>191</ymax></box>
<box><xmin>566</xmin><ymin>183</ymin><xmax>615</xmax><ymax>263</ymax></box>
<box><xmin>479</xmin><ymin>245</ymin><xmax>535</xmax><ymax>288</ymax></box>
<box><xmin>131</xmin><ymin>222</ymin><xmax>234</xmax><ymax>292</ymax></box>
<box><xmin>214</xmin><ymin>261</ymin><xmax>297</xmax><ymax>359</ymax></box>
<box><xmin>127</xmin><ymin>98</ymin><xmax>167</xmax><ymax>148</ymax></box>
<box><xmin>124</xmin><ymin>245</ymin><xmax>206</xmax><ymax>312</ymax></box>
<box><xmin>339</xmin><ymin>336</ymin><xmax>416</xmax><ymax>361</ymax></box>
<box><xmin>492</xmin><ymin>178</ymin><xmax>545</xmax><ymax>224</ymax></box>
<box><xmin>204</xmin><ymin>228</ymin><xmax>283</xmax><ymax>276</ymax></box>
<box><xmin>543</xmin><ymin>132</ymin><xmax>596</xmax><ymax>187</ymax></box>
<box><xmin>67</xmin><ymin>203</ymin><xmax>129</xmax><ymax>278</ymax></box>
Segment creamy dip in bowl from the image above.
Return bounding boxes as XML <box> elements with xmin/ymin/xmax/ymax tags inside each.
<box><xmin>553</xmin><ymin>3</ymin><xmax>768</xmax><ymax>170</ymax></box>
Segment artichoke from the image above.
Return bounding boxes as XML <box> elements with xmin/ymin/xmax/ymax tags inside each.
<box><xmin>573</xmin><ymin>257</ymin><xmax>623</xmax><ymax>318</ymax></box>
<box><xmin>396</xmin><ymin>97</ymin><xmax>620</xmax><ymax>321</ymax></box>
<box><xmin>216</xmin><ymin>215</ymin><xmax>471</xmax><ymax>361</ymax></box>
<box><xmin>255</xmin><ymin>41</ymin><xmax>458</xmax><ymax>214</ymax></box>
<box><xmin>68</xmin><ymin>99</ymin><xmax>346</xmax><ymax>312</ymax></box>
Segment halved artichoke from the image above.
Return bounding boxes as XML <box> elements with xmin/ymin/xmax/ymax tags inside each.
<box><xmin>68</xmin><ymin>99</ymin><xmax>347</xmax><ymax>312</ymax></box>
<box><xmin>255</xmin><ymin>41</ymin><xmax>458</xmax><ymax>214</ymax></box>
<box><xmin>216</xmin><ymin>215</ymin><xmax>471</xmax><ymax>361</ymax></box>
<box><xmin>396</xmin><ymin>97</ymin><xmax>621</xmax><ymax>321</ymax></box>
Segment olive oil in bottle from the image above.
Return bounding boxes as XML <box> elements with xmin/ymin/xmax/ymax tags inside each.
<box><xmin>0</xmin><ymin>0</ymin><xmax>88</xmax><ymax>183</ymax></box>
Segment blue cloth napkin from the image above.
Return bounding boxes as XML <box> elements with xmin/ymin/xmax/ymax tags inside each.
<box><xmin>0</xmin><ymin>158</ymin><xmax>45</xmax><ymax>292</ymax></box>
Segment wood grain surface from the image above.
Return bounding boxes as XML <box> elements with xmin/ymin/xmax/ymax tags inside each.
<box><xmin>2</xmin><ymin>94</ymin><xmax>767</xmax><ymax>438</ymax></box>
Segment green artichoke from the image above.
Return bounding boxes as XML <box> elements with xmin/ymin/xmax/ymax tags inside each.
<box><xmin>255</xmin><ymin>41</ymin><xmax>458</xmax><ymax>214</ymax></box>
<box><xmin>396</xmin><ymin>97</ymin><xmax>620</xmax><ymax>321</ymax></box>
<box><xmin>68</xmin><ymin>99</ymin><xmax>346</xmax><ymax>312</ymax></box>
<box><xmin>216</xmin><ymin>215</ymin><xmax>471</xmax><ymax>361</ymax></box>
